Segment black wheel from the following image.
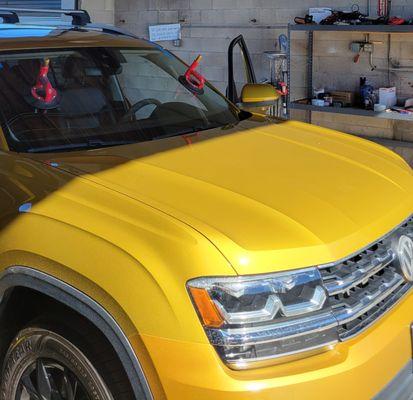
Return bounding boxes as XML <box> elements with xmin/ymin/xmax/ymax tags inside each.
<box><xmin>0</xmin><ymin>327</ymin><xmax>114</xmax><ymax>400</ymax></box>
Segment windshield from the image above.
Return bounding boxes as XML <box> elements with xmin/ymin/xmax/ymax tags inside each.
<box><xmin>0</xmin><ymin>46</ymin><xmax>244</xmax><ymax>153</ymax></box>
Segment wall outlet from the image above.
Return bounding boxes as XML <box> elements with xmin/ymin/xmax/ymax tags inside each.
<box><xmin>363</xmin><ymin>43</ymin><xmax>374</xmax><ymax>53</ymax></box>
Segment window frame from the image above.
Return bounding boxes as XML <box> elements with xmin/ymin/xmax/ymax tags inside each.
<box><xmin>0</xmin><ymin>46</ymin><xmax>243</xmax><ymax>154</ymax></box>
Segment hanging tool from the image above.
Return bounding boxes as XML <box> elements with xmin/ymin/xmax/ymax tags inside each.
<box><xmin>351</xmin><ymin>34</ymin><xmax>382</xmax><ymax>70</ymax></box>
<box><xmin>353</xmin><ymin>46</ymin><xmax>362</xmax><ymax>63</ymax></box>
<box><xmin>378</xmin><ymin>0</ymin><xmax>387</xmax><ymax>17</ymax></box>
<box><xmin>377</xmin><ymin>0</ymin><xmax>391</xmax><ymax>18</ymax></box>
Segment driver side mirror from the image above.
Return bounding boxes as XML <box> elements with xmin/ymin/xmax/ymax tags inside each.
<box><xmin>239</xmin><ymin>83</ymin><xmax>280</xmax><ymax>114</ymax></box>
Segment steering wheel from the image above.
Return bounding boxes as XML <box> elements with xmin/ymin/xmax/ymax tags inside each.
<box><xmin>121</xmin><ymin>98</ymin><xmax>162</xmax><ymax>123</ymax></box>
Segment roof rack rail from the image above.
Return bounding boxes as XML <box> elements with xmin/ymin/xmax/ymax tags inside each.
<box><xmin>86</xmin><ymin>23</ymin><xmax>138</xmax><ymax>39</ymax></box>
<box><xmin>0</xmin><ymin>7</ymin><xmax>91</xmax><ymax>26</ymax></box>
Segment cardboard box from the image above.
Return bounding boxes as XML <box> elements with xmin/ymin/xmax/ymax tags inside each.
<box><xmin>379</xmin><ymin>87</ymin><xmax>397</xmax><ymax>108</ymax></box>
<box><xmin>331</xmin><ymin>91</ymin><xmax>355</xmax><ymax>107</ymax></box>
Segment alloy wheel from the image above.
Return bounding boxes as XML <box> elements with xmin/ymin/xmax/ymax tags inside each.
<box><xmin>16</xmin><ymin>358</ymin><xmax>91</xmax><ymax>400</ymax></box>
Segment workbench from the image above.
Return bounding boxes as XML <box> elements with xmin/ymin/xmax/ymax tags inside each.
<box><xmin>287</xmin><ymin>24</ymin><xmax>413</xmax><ymax>122</ymax></box>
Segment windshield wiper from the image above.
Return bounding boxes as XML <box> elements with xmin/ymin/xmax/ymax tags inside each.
<box><xmin>27</xmin><ymin>139</ymin><xmax>137</xmax><ymax>153</ymax></box>
<box><xmin>152</xmin><ymin>123</ymin><xmax>225</xmax><ymax>141</ymax></box>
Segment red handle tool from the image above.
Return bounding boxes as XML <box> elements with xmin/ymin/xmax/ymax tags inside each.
<box><xmin>184</xmin><ymin>55</ymin><xmax>205</xmax><ymax>91</ymax></box>
<box><xmin>31</xmin><ymin>59</ymin><xmax>58</xmax><ymax>105</ymax></box>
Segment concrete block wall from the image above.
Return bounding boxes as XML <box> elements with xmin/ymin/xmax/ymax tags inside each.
<box><xmin>116</xmin><ymin>1</ymin><xmax>370</xmax><ymax>93</ymax></box>
<box><xmin>80</xmin><ymin>0</ymin><xmax>115</xmax><ymax>24</ymax></box>
<box><xmin>114</xmin><ymin>1</ymin><xmax>411</xmax><ymax>90</ymax></box>
<box><xmin>116</xmin><ymin>1</ymin><xmax>286</xmax><ymax>92</ymax></box>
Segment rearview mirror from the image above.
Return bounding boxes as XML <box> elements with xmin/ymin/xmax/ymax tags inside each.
<box><xmin>240</xmin><ymin>83</ymin><xmax>280</xmax><ymax>114</ymax></box>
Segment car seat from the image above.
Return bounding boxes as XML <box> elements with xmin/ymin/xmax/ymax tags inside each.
<box><xmin>60</xmin><ymin>55</ymin><xmax>116</xmax><ymax>129</ymax></box>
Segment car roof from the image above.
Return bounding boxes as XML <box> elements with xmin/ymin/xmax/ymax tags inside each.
<box><xmin>0</xmin><ymin>23</ymin><xmax>153</xmax><ymax>51</ymax></box>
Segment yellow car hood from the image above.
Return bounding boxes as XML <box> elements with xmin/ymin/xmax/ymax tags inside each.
<box><xmin>36</xmin><ymin>119</ymin><xmax>413</xmax><ymax>275</ymax></box>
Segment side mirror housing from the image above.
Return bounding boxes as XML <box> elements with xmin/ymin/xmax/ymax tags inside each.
<box><xmin>239</xmin><ymin>83</ymin><xmax>280</xmax><ymax>114</ymax></box>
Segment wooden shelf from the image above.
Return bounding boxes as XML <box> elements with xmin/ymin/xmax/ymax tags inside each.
<box><xmin>288</xmin><ymin>24</ymin><xmax>413</xmax><ymax>33</ymax></box>
<box><xmin>289</xmin><ymin>102</ymin><xmax>413</xmax><ymax>122</ymax></box>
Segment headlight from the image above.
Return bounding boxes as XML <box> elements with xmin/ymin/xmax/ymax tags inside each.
<box><xmin>188</xmin><ymin>268</ymin><xmax>338</xmax><ymax>370</ymax></box>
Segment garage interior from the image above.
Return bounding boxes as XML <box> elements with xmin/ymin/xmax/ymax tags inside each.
<box><xmin>0</xmin><ymin>3</ymin><xmax>410</xmax><ymax>398</ymax></box>
<box><xmin>2</xmin><ymin>0</ymin><xmax>413</xmax><ymax>165</ymax></box>
<box><xmin>98</xmin><ymin>0</ymin><xmax>413</xmax><ymax>166</ymax></box>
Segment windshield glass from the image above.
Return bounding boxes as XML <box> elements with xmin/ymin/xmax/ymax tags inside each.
<box><xmin>0</xmin><ymin>46</ymin><xmax>244</xmax><ymax>153</ymax></box>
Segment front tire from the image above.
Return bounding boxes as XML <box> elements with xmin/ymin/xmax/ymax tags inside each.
<box><xmin>0</xmin><ymin>327</ymin><xmax>114</xmax><ymax>400</ymax></box>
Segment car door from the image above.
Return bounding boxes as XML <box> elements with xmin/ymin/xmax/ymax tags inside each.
<box><xmin>226</xmin><ymin>34</ymin><xmax>257</xmax><ymax>104</ymax></box>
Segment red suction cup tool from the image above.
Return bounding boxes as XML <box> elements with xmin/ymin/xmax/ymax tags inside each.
<box><xmin>179</xmin><ymin>55</ymin><xmax>206</xmax><ymax>94</ymax></box>
<box><xmin>30</xmin><ymin>59</ymin><xmax>60</xmax><ymax>109</ymax></box>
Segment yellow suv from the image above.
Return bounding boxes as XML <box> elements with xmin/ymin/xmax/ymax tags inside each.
<box><xmin>0</xmin><ymin>8</ymin><xmax>412</xmax><ymax>400</ymax></box>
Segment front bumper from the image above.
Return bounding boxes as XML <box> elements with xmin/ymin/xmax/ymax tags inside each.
<box><xmin>142</xmin><ymin>291</ymin><xmax>413</xmax><ymax>400</ymax></box>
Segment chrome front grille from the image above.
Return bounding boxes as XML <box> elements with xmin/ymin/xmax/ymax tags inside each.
<box><xmin>319</xmin><ymin>217</ymin><xmax>413</xmax><ymax>340</ymax></box>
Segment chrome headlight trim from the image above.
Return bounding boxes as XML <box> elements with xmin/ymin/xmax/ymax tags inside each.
<box><xmin>188</xmin><ymin>267</ymin><xmax>337</xmax><ymax>369</ymax></box>
<box><xmin>205</xmin><ymin>310</ymin><xmax>338</xmax><ymax>347</ymax></box>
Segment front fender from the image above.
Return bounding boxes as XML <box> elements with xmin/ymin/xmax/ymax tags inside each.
<box><xmin>0</xmin><ymin>204</ymin><xmax>227</xmax><ymax>344</ymax></box>
<box><xmin>0</xmin><ymin>154</ymin><xmax>236</xmax><ymax>396</ymax></box>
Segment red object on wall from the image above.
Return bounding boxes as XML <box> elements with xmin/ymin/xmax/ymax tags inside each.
<box><xmin>377</xmin><ymin>0</ymin><xmax>388</xmax><ymax>17</ymax></box>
